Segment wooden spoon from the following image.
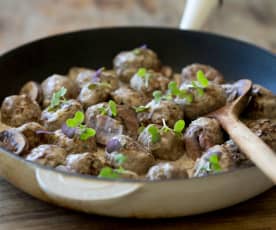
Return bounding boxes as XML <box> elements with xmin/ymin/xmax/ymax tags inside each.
<box><xmin>208</xmin><ymin>79</ymin><xmax>276</xmax><ymax>183</ymax></box>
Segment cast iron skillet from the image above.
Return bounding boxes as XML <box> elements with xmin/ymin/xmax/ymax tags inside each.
<box><xmin>0</xmin><ymin>27</ymin><xmax>275</xmax><ymax>218</ymax></box>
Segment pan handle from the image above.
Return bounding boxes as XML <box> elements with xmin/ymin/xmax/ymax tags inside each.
<box><xmin>179</xmin><ymin>0</ymin><xmax>220</xmax><ymax>30</ymax></box>
<box><xmin>36</xmin><ymin>167</ymin><xmax>142</xmax><ymax>201</ymax></box>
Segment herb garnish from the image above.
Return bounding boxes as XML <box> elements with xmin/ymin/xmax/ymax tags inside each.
<box><xmin>98</xmin><ymin>100</ymin><xmax>117</xmax><ymax>117</ymax></box>
<box><xmin>134</xmin><ymin>105</ymin><xmax>149</xmax><ymax>113</ymax></box>
<box><xmin>168</xmin><ymin>81</ymin><xmax>193</xmax><ymax>103</ymax></box>
<box><xmin>191</xmin><ymin>70</ymin><xmax>209</xmax><ymax>96</ymax></box>
<box><xmin>136</xmin><ymin>68</ymin><xmax>151</xmax><ymax>88</ymax></box>
<box><xmin>161</xmin><ymin>119</ymin><xmax>171</xmax><ymax>133</ymax></box>
<box><xmin>48</xmin><ymin>87</ymin><xmax>67</xmax><ymax>111</ymax></box>
<box><xmin>64</xmin><ymin>111</ymin><xmax>96</xmax><ymax>141</ymax></box>
<box><xmin>209</xmin><ymin>154</ymin><xmax>221</xmax><ymax>172</ymax></box>
<box><xmin>173</xmin><ymin>120</ymin><xmax>185</xmax><ymax>134</ymax></box>
<box><xmin>148</xmin><ymin>124</ymin><xmax>161</xmax><ymax>144</ymax></box>
<box><xmin>153</xmin><ymin>90</ymin><xmax>163</xmax><ymax>104</ymax></box>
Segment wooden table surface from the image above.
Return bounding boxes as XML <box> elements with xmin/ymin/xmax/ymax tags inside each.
<box><xmin>0</xmin><ymin>0</ymin><xmax>276</xmax><ymax>229</ymax></box>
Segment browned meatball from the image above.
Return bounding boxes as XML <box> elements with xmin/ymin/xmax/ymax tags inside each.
<box><xmin>184</xmin><ymin>117</ymin><xmax>224</xmax><ymax>160</ymax></box>
<box><xmin>113</xmin><ymin>47</ymin><xmax>161</xmax><ymax>82</ymax></box>
<box><xmin>41</xmin><ymin>99</ymin><xmax>83</xmax><ymax>131</ymax></box>
<box><xmin>19</xmin><ymin>81</ymin><xmax>43</xmax><ymax>104</ymax></box>
<box><xmin>176</xmin><ymin>82</ymin><xmax>227</xmax><ymax>120</ymax></box>
<box><xmin>243</xmin><ymin>84</ymin><xmax>276</xmax><ymax>119</ymax></box>
<box><xmin>1</xmin><ymin>95</ymin><xmax>41</xmax><ymax>127</ymax></box>
<box><xmin>244</xmin><ymin>119</ymin><xmax>276</xmax><ymax>151</ymax></box>
<box><xmin>62</xmin><ymin>152</ymin><xmax>105</xmax><ymax>175</ymax></box>
<box><xmin>26</xmin><ymin>144</ymin><xmax>67</xmax><ymax>167</ymax></box>
<box><xmin>67</xmin><ymin>67</ymin><xmax>93</xmax><ymax>82</ymax></box>
<box><xmin>105</xmin><ymin>135</ymin><xmax>155</xmax><ymax>174</ymax></box>
<box><xmin>41</xmin><ymin>74</ymin><xmax>79</xmax><ymax>107</ymax></box>
<box><xmin>138</xmin><ymin>125</ymin><xmax>185</xmax><ymax>160</ymax></box>
<box><xmin>0</xmin><ymin>128</ymin><xmax>28</xmax><ymax>155</ymax></box>
<box><xmin>85</xmin><ymin>103</ymin><xmax>138</xmax><ymax>145</ymax></box>
<box><xmin>130</xmin><ymin>69</ymin><xmax>170</xmax><ymax>96</ymax></box>
<box><xmin>181</xmin><ymin>63</ymin><xmax>225</xmax><ymax>84</ymax></box>
<box><xmin>16</xmin><ymin>122</ymin><xmax>48</xmax><ymax>150</ymax></box>
<box><xmin>49</xmin><ymin>129</ymin><xmax>97</xmax><ymax>154</ymax></box>
<box><xmin>146</xmin><ymin>162</ymin><xmax>188</xmax><ymax>180</ymax></box>
<box><xmin>111</xmin><ymin>86</ymin><xmax>149</xmax><ymax>107</ymax></box>
<box><xmin>137</xmin><ymin>100</ymin><xmax>184</xmax><ymax>128</ymax></box>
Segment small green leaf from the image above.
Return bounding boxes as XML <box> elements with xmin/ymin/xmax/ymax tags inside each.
<box><xmin>161</xmin><ymin>119</ymin><xmax>171</xmax><ymax>133</ymax></box>
<box><xmin>48</xmin><ymin>87</ymin><xmax>67</xmax><ymax>111</ymax></box>
<box><xmin>153</xmin><ymin>90</ymin><xmax>162</xmax><ymax>104</ymax></box>
<box><xmin>173</xmin><ymin>120</ymin><xmax>185</xmax><ymax>134</ymax></box>
<box><xmin>168</xmin><ymin>81</ymin><xmax>180</xmax><ymax>96</ymax></box>
<box><xmin>108</xmin><ymin>100</ymin><xmax>117</xmax><ymax>117</ymax></box>
<box><xmin>114</xmin><ymin>153</ymin><xmax>127</xmax><ymax>165</ymax></box>
<box><xmin>192</xmin><ymin>81</ymin><xmax>204</xmax><ymax>97</ymax></box>
<box><xmin>74</xmin><ymin>111</ymin><xmax>85</xmax><ymax>124</ymax></box>
<box><xmin>79</xmin><ymin>128</ymin><xmax>96</xmax><ymax>141</ymax></box>
<box><xmin>98</xmin><ymin>106</ymin><xmax>108</xmax><ymax>116</ymax></box>
<box><xmin>148</xmin><ymin>124</ymin><xmax>161</xmax><ymax>144</ymax></box>
<box><xmin>134</xmin><ymin>105</ymin><xmax>149</xmax><ymax>113</ymax></box>
<box><xmin>66</xmin><ymin>118</ymin><xmax>78</xmax><ymax>128</ymax></box>
<box><xmin>209</xmin><ymin>154</ymin><xmax>221</xmax><ymax>172</ymax></box>
<box><xmin>98</xmin><ymin>167</ymin><xmax>119</xmax><ymax>179</ymax></box>
<box><xmin>137</xmin><ymin>68</ymin><xmax>147</xmax><ymax>77</ymax></box>
<box><xmin>197</xmin><ymin>70</ymin><xmax>209</xmax><ymax>88</ymax></box>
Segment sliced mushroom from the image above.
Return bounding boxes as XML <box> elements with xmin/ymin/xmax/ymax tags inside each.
<box><xmin>0</xmin><ymin>129</ymin><xmax>28</xmax><ymax>155</ymax></box>
<box><xmin>26</xmin><ymin>144</ymin><xmax>67</xmax><ymax>167</ymax></box>
<box><xmin>176</xmin><ymin>82</ymin><xmax>227</xmax><ymax>120</ymax></box>
<box><xmin>106</xmin><ymin>135</ymin><xmax>155</xmax><ymax>175</ymax></box>
<box><xmin>138</xmin><ymin>125</ymin><xmax>185</xmax><ymax>160</ymax></box>
<box><xmin>113</xmin><ymin>47</ymin><xmax>161</xmax><ymax>82</ymax></box>
<box><xmin>137</xmin><ymin>100</ymin><xmax>184</xmax><ymax>128</ymax></box>
<box><xmin>146</xmin><ymin>162</ymin><xmax>188</xmax><ymax>180</ymax></box>
<box><xmin>20</xmin><ymin>81</ymin><xmax>43</xmax><ymax>104</ymax></box>
<box><xmin>1</xmin><ymin>95</ymin><xmax>41</xmax><ymax>127</ymax></box>
<box><xmin>181</xmin><ymin>63</ymin><xmax>225</xmax><ymax>84</ymax></box>
<box><xmin>184</xmin><ymin>117</ymin><xmax>224</xmax><ymax>160</ymax></box>
<box><xmin>41</xmin><ymin>99</ymin><xmax>83</xmax><ymax>131</ymax></box>
<box><xmin>41</xmin><ymin>74</ymin><xmax>79</xmax><ymax>107</ymax></box>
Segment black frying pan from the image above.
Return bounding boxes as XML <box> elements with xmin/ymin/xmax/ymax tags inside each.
<box><xmin>0</xmin><ymin>27</ymin><xmax>275</xmax><ymax>218</ymax></box>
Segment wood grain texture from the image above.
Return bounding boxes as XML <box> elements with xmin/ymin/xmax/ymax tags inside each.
<box><xmin>0</xmin><ymin>0</ymin><xmax>276</xmax><ymax>229</ymax></box>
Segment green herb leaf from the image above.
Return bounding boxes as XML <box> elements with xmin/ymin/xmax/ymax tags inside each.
<box><xmin>108</xmin><ymin>100</ymin><xmax>117</xmax><ymax>117</ymax></box>
<box><xmin>114</xmin><ymin>153</ymin><xmax>127</xmax><ymax>165</ymax></box>
<box><xmin>98</xmin><ymin>167</ymin><xmax>119</xmax><ymax>179</ymax></box>
<box><xmin>168</xmin><ymin>81</ymin><xmax>180</xmax><ymax>96</ymax></box>
<box><xmin>98</xmin><ymin>106</ymin><xmax>108</xmax><ymax>116</ymax></box>
<box><xmin>192</xmin><ymin>81</ymin><xmax>204</xmax><ymax>97</ymax></box>
<box><xmin>173</xmin><ymin>120</ymin><xmax>185</xmax><ymax>134</ymax></box>
<box><xmin>134</xmin><ymin>105</ymin><xmax>149</xmax><ymax>113</ymax></box>
<box><xmin>161</xmin><ymin>119</ymin><xmax>171</xmax><ymax>133</ymax></box>
<box><xmin>148</xmin><ymin>124</ymin><xmax>161</xmax><ymax>144</ymax></box>
<box><xmin>153</xmin><ymin>90</ymin><xmax>162</xmax><ymax>104</ymax></box>
<box><xmin>79</xmin><ymin>127</ymin><xmax>96</xmax><ymax>141</ymax></box>
<box><xmin>197</xmin><ymin>70</ymin><xmax>209</xmax><ymax>87</ymax></box>
<box><xmin>66</xmin><ymin>111</ymin><xmax>84</xmax><ymax>128</ymax></box>
<box><xmin>209</xmin><ymin>154</ymin><xmax>221</xmax><ymax>172</ymax></box>
<box><xmin>137</xmin><ymin>68</ymin><xmax>147</xmax><ymax>78</ymax></box>
<box><xmin>48</xmin><ymin>87</ymin><xmax>67</xmax><ymax>111</ymax></box>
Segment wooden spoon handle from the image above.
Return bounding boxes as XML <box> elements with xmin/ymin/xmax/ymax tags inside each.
<box><xmin>218</xmin><ymin>114</ymin><xmax>276</xmax><ymax>184</ymax></box>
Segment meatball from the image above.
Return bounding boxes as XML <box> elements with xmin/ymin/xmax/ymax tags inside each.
<box><xmin>176</xmin><ymin>82</ymin><xmax>227</xmax><ymax>120</ymax></box>
<box><xmin>1</xmin><ymin>95</ymin><xmax>41</xmax><ymax>127</ymax></box>
<box><xmin>16</xmin><ymin>122</ymin><xmax>48</xmax><ymax>150</ymax></box>
<box><xmin>105</xmin><ymin>135</ymin><xmax>155</xmax><ymax>174</ymax></box>
<box><xmin>244</xmin><ymin>119</ymin><xmax>276</xmax><ymax>151</ymax></box>
<box><xmin>49</xmin><ymin>129</ymin><xmax>97</xmax><ymax>154</ymax></box>
<box><xmin>41</xmin><ymin>74</ymin><xmax>79</xmax><ymax>107</ymax></box>
<box><xmin>62</xmin><ymin>152</ymin><xmax>105</xmax><ymax>175</ymax></box>
<box><xmin>113</xmin><ymin>47</ymin><xmax>161</xmax><ymax>82</ymax></box>
<box><xmin>67</xmin><ymin>67</ymin><xmax>93</xmax><ymax>82</ymax></box>
<box><xmin>146</xmin><ymin>162</ymin><xmax>188</xmax><ymax>180</ymax></box>
<box><xmin>138</xmin><ymin>125</ymin><xmax>185</xmax><ymax>160</ymax></box>
<box><xmin>19</xmin><ymin>81</ymin><xmax>43</xmax><ymax>104</ymax></box>
<box><xmin>85</xmin><ymin>103</ymin><xmax>138</xmax><ymax>145</ymax></box>
<box><xmin>26</xmin><ymin>144</ymin><xmax>67</xmax><ymax>167</ymax></box>
<box><xmin>181</xmin><ymin>63</ymin><xmax>225</xmax><ymax>84</ymax></box>
<box><xmin>243</xmin><ymin>84</ymin><xmax>276</xmax><ymax>119</ymax></box>
<box><xmin>184</xmin><ymin>117</ymin><xmax>224</xmax><ymax>160</ymax></box>
<box><xmin>130</xmin><ymin>69</ymin><xmax>170</xmax><ymax>96</ymax></box>
<box><xmin>41</xmin><ymin>99</ymin><xmax>83</xmax><ymax>131</ymax></box>
<box><xmin>0</xmin><ymin>128</ymin><xmax>28</xmax><ymax>155</ymax></box>
<box><xmin>137</xmin><ymin>100</ymin><xmax>184</xmax><ymax>128</ymax></box>
<box><xmin>111</xmin><ymin>86</ymin><xmax>149</xmax><ymax>107</ymax></box>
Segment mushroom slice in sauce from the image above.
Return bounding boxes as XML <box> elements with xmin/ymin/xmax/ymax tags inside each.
<box><xmin>0</xmin><ymin>129</ymin><xmax>28</xmax><ymax>155</ymax></box>
<box><xmin>20</xmin><ymin>81</ymin><xmax>43</xmax><ymax>104</ymax></box>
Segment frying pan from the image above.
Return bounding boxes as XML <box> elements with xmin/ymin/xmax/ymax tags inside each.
<box><xmin>0</xmin><ymin>5</ymin><xmax>276</xmax><ymax>217</ymax></box>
